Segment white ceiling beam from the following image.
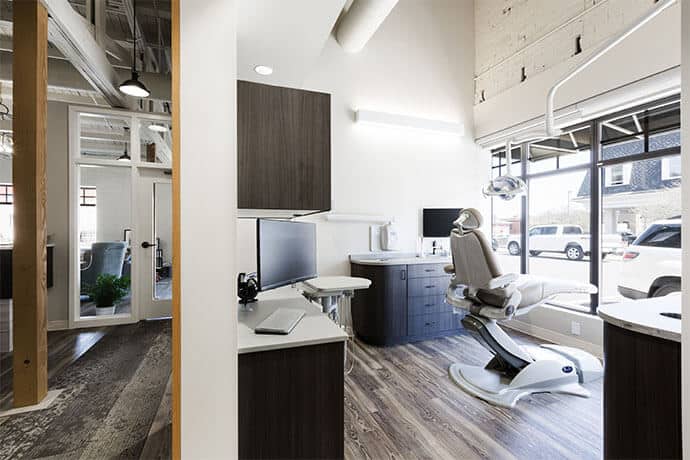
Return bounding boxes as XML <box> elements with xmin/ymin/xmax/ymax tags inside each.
<box><xmin>42</xmin><ymin>0</ymin><xmax>129</xmax><ymax>107</ymax></box>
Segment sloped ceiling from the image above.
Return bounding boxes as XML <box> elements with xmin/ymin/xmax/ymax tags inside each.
<box><xmin>237</xmin><ymin>0</ymin><xmax>347</xmax><ymax>88</ymax></box>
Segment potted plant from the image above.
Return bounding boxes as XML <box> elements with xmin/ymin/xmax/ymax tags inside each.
<box><xmin>86</xmin><ymin>274</ymin><xmax>130</xmax><ymax>316</ymax></box>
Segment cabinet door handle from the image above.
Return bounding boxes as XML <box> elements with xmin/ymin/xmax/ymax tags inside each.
<box><xmin>424</xmin><ymin>303</ymin><xmax>434</xmax><ymax>307</ymax></box>
<box><xmin>400</xmin><ymin>269</ymin><xmax>406</xmax><ymax>280</ymax></box>
<box><xmin>425</xmin><ymin>322</ymin><xmax>436</xmax><ymax>327</ymax></box>
<box><xmin>424</xmin><ymin>268</ymin><xmax>435</xmax><ymax>272</ymax></box>
<box><xmin>425</xmin><ymin>285</ymin><xmax>435</xmax><ymax>289</ymax></box>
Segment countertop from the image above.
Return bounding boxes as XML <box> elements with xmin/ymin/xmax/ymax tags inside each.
<box><xmin>598</xmin><ymin>294</ymin><xmax>681</xmax><ymax>342</ymax></box>
<box><xmin>237</xmin><ymin>286</ymin><xmax>347</xmax><ymax>354</ymax></box>
<box><xmin>350</xmin><ymin>252</ymin><xmax>451</xmax><ymax>266</ymax></box>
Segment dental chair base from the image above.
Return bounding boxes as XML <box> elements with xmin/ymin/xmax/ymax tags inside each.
<box><xmin>449</xmin><ymin>341</ymin><xmax>602</xmax><ymax>408</ymax></box>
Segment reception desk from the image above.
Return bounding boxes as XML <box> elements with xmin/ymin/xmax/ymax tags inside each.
<box><xmin>598</xmin><ymin>296</ymin><xmax>681</xmax><ymax>460</ymax></box>
<box><xmin>0</xmin><ymin>244</ymin><xmax>55</xmax><ymax>299</ymax></box>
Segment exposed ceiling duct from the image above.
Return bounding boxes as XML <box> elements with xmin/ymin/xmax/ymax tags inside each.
<box><xmin>335</xmin><ymin>0</ymin><xmax>398</xmax><ymax>53</ymax></box>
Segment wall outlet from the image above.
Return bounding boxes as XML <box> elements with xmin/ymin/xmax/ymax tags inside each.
<box><xmin>570</xmin><ymin>321</ymin><xmax>581</xmax><ymax>336</ymax></box>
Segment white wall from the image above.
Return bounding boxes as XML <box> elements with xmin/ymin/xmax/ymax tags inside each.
<box><xmin>237</xmin><ymin>0</ymin><xmax>487</xmax><ymax>276</ymax></box>
<box><xmin>46</xmin><ymin>101</ymin><xmax>70</xmax><ymax>325</ymax></box>
<box><xmin>474</xmin><ymin>0</ymin><xmax>681</xmax><ymax>138</ymax></box>
<box><xmin>179</xmin><ymin>0</ymin><xmax>237</xmax><ymax>457</ymax></box>
<box><xmin>680</xmin><ymin>0</ymin><xmax>689</xmax><ymax>456</ymax></box>
<box><xmin>80</xmin><ymin>166</ymin><xmax>131</xmax><ymax>242</ymax></box>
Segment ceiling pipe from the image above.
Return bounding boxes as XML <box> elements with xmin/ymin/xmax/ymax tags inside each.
<box><xmin>336</xmin><ymin>0</ymin><xmax>399</xmax><ymax>53</ymax></box>
<box><xmin>484</xmin><ymin>0</ymin><xmax>677</xmax><ymax>201</ymax></box>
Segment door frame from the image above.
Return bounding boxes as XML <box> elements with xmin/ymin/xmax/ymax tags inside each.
<box><xmin>67</xmin><ymin>105</ymin><xmax>172</xmax><ymax>329</ymax></box>
<box><xmin>136</xmin><ymin>169</ymin><xmax>173</xmax><ymax>320</ymax></box>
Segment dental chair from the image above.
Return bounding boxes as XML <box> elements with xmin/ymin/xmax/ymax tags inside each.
<box><xmin>445</xmin><ymin>208</ymin><xmax>603</xmax><ymax>408</ymax></box>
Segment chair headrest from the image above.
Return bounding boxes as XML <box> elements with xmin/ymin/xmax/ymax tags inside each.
<box><xmin>454</xmin><ymin>208</ymin><xmax>483</xmax><ymax>232</ymax></box>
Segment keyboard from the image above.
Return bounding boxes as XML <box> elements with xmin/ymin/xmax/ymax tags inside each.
<box><xmin>254</xmin><ymin>308</ymin><xmax>306</xmax><ymax>335</ymax></box>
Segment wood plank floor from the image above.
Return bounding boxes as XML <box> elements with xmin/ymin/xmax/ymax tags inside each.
<box><xmin>344</xmin><ymin>330</ymin><xmax>602</xmax><ymax>460</ymax></box>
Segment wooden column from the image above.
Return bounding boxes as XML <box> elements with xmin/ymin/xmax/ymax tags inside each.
<box><xmin>12</xmin><ymin>0</ymin><xmax>48</xmax><ymax>408</ymax></box>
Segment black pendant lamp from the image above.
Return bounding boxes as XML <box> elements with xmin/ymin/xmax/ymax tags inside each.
<box><xmin>118</xmin><ymin>127</ymin><xmax>131</xmax><ymax>161</ymax></box>
<box><xmin>119</xmin><ymin>0</ymin><xmax>150</xmax><ymax>98</ymax></box>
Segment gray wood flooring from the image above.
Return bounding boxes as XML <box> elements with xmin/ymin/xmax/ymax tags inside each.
<box><xmin>0</xmin><ymin>319</ymin><xmax>600</xmax><ymax>459</ymax></box>
<box><xmin>344</xmin><ymin>331</ymin><xmax>602</xmax><ymax>460</ymax></box>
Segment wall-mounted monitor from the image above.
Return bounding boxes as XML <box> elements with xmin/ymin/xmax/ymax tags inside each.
<box><xmin>423</xmin><ymin>208</ymin><xmax>462</xmax><ymax>238</ymax></box>
<box><xmin>256</xmin><ymin>219</ymin><xmax>317</xmax><ymax>291</ymax></box>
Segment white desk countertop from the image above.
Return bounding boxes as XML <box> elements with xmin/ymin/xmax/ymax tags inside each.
<box><xmin>237</xmin><ymin>287</ymin><xmax>347</xmax><ymax>354</ymax></box>
<box><xmin>598</xmin><ymin>295</ymin><xmax>681</xmax><ymax>343</ymax></box>
<box><xmin>350</xmin><ymin>253</ymin><xmax>451</xmax><ymax>266</ymax></box>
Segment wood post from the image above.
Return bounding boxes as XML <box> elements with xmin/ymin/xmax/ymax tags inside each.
<box><xmin>12</xmin><ymin>0</ymin><xmax>49</xmax><ymax>408</ymax></box>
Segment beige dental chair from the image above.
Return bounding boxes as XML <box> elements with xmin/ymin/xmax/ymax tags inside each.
<box><xmin>445</xmin><ymin>208</ymin><xmax>603</xmax><ymax>408</ymax></box>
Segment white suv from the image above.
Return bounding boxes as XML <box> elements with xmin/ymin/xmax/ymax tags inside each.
<box><xmin>618</xmin><ymin>218</ymin><xmax>681</xmax><ymax>299</ymax></box>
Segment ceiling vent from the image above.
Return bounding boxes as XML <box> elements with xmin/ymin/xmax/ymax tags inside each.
<box><xmin>335</xmin><ymin>0</ymin><xmax>399</xmax><ymax>53</ymax></box>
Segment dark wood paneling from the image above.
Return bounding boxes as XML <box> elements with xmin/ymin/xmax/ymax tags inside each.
<box><xmin>407</xmin><ymin>294</ymin><xmax>451</xmax><ymax>316</ymax></box>
<box><xmin>407</xmin><ymin>276</ymin><xmax>451</xmax><ymax>297</ymax></box>
<box><xmin>407</xmin><ymin>312</ymin><xmax>454</xmax><ymax>337</ymax></box>
<box><xmin>239</xmin><ymin>342</ymin><xmax>344</xmax><ymax>460</ymax></box>
<box><xmin>237</xmin><ymin>80</ymin><xmax>331</xmax><ymax>212</ymax></box>
<box><xmin>603</xmin><ymin>323</ymin><xmax>681</xmax><ymax>460</ymax></box>
<box><xmin>351</xmin><ymin>263</ymin><xmax>408</xmax><ymax>346</ymax></box>
<box><xmin>0</xmin><ymin>246</ymin><xmax>54</xmax><ymax>299</ymax></box>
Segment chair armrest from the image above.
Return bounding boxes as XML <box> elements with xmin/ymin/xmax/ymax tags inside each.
<box><xmin>444</xmin><ymin>264</ymin><xmax>455</xmax><ymax>274</ymax></box>
<box><xmin>487</xmin><ymin>273</ymin><xmax>518</xmax><ymax>290</ymax></box>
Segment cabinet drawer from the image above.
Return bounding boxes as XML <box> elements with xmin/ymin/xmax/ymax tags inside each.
<box><xmin>408</xmin><ymin>295</ymin><xmax>453</xmax><ymax>316</ymax></box>
<box><xmin>407</xmin><ymin>263</ymin><xmax>449</xmax><ymax>279</ymax></box>
<box><xmin>407</xmin><ymin>276</ymin><xmax>450</xmax><ymax>297</ymax></box>
<box><xmin>408</xmin><ymin>312</ymin><xmax>455</xmax><ymax>337</ymax></box>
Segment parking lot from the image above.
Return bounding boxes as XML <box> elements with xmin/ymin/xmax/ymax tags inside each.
<box><xmin>494</xmin><ymin>249</ymin><xmax>626</xmax><ymax>310</ymax></box>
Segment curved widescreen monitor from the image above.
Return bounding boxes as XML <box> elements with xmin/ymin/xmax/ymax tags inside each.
<box><xmin>257</xmin><ymin>219</ymin><xmax>317</xmax><ymax>291</ymax></box>
<box><xmin>423</xmin><ymin>208</ymin><xmax>463</xmax><ymax>237</ymax></box>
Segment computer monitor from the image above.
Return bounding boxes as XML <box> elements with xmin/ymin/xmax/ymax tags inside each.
<box><xmin>423</xmin><ymin>208</ymin><xmax>463</xmax><ymax>238</ymax></box>
<box><xmin>256</xmin><ymin>219</ymin><xmax>317</xmax><ymax>291</ymax></box>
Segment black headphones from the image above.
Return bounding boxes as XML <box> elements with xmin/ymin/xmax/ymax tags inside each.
<box><xmin>237</xmin><ymin>272</ymin><xmax>259</xmax><ymax>305</ymax></box>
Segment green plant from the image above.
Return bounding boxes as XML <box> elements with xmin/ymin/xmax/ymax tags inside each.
<box><xmin>86</xmin><ymin>274</ymin><xmax>130</xmax><ymax>308</ymax></box>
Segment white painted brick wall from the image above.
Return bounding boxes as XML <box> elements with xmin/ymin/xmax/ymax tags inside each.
<box><xmin>475</xmin><ymin>0</ymin><xmax>660</xmax><ymax>105</ymax></box>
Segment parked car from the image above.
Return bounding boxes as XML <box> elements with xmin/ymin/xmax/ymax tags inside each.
<box><xmin>618</xmin><ymin>218</ymin><xmax>681</xmax><ymax>299</ymax></box>
<box><xmin>506</xmin><ymin>224</ymin><xmax>622</xmax><ymax>261</ymax></box>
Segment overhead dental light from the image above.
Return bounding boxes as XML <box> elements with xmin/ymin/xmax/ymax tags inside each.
<box><xmin>481</xmin><ymin>140</ymin><xmax>527</xmax><ymax>201</ymax></box>
<box><xmin>483</xmin><ymin>0</ymin><xmax>677</xmax><ymax>201</ymax></box>
<box><xmin>119</xmin><ymin>0</ymin><xmax>150</xmax><ymax>98</ymax></box>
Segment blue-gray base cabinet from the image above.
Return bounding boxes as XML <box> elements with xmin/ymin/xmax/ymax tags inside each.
<box><xmin>350</xmin><ymin>262</ymin><xmax>463</xmax><ymax>346</ymax></box>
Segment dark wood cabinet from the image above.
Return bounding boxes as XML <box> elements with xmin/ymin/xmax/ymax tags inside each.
<box><xmin>238</xmin><ymin>342</ymin><xmax>344</xmax><ymax>459</ymax></box>
<box><xmin>237</xmin><ymin>80</ymin><xmax>331</xmax><ymax>212</ymax></box>
<box><xmin>351</xmin><ymin>262</ymin><xmax>462</xmax><ymax>345</ymax></box>
<box><xmin>603</xmin><ymin>322</ymin><xmax>681</xmax><ymax>459</ymax></box>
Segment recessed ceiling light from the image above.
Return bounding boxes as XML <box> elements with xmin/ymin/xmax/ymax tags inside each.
<box><xmin>148</xmin><ymin>123</ymin><xmax>169</xmax><ymax>133</ymax></box>
<box><xmin>254</xmin><ymin>65</ymin><xmax>273</xmax><ymax>76</ymax></box>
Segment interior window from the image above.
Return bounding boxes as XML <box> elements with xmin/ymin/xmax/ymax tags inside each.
<box><xmin>662</xmin><ymin>156</ymin><xmax>682</xmax><ymax>180</ymax></box>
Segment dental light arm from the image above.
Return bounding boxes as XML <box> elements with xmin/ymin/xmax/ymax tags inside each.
<box><xmin>485</xmin><ymin>0</ymin><xmax>677</xmax><ymax>201</ymax></box>
<box><xmin>545</xmin><ymin>0</ymin><xmax>677</xmax><ymax>136</ymax></box>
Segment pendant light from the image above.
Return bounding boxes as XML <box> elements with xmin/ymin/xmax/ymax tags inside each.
<box><xmin>118</xmin><ymin>127</ymin><xmax>131</xmax><ymax>161</ymax></box>
<box><xmin>119</xmin><ymin>0</ymin><xmax>150</xmax><ymax>98</ymax></box>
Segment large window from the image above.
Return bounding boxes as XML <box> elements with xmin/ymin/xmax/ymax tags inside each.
<box><xmin>490</xmin><ymin>97</ymin><xmax>681</xmax><ymax>313</ymax></box>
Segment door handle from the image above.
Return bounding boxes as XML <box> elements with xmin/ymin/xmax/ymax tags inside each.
<box><xmin>141</xmin><ymin>241</ymin><xmax>157</xmax><ymax>249</ymax></box>
<box><xmin>400</xmin><ymin>269</ymin><xmax>406</xmax><ymax>280</ymax></box>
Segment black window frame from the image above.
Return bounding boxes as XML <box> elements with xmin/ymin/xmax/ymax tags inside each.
<box><xmin>490</xmin><ymin>95</ymin><xmax>681</xmax><ymax>315</ymax></box>
<box><xmin>0</xmin><ymin>184</ymin><xmax>12</xmax><ymax>205</ymax></box>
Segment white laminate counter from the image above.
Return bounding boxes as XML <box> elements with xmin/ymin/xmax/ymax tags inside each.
<box><xmin>598</xmin><ymin>295</ymin><xmax>681</xmax><ymax>343</ymax></box>
<box><xmin>350</xmin><ymin>254</ymin><xmax>451</xmax><ymax>266</ymax></box>
<box><xmin>237</xmin><ymin>287</ymin><xmax>347</xmax><ymax>354</ymax></box>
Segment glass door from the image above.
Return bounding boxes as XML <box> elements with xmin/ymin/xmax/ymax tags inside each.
<box><xmin>137</xmin><ymin>169</ymin><xmax>172</xmax><ymax>319</ymax></box>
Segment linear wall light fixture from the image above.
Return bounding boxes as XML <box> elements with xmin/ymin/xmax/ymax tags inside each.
<box><xmin>354</xmin><ymin>110</ymin><xmax>464</xmax><ymax>136</ymax></box>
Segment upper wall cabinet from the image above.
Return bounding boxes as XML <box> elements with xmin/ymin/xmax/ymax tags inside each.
<box><xmin>237</xmin><ymin>80</ymin><xmax>331</xmax><ymax>215</ymax></box>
